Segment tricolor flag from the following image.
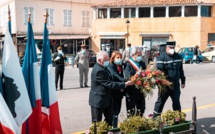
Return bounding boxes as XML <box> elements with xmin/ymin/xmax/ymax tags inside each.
<box><xmin>21</xmin><ymin>21</ymin><xmax>42</xmax><ymax>134</ymax></box>
<box><xmin>2</xmin><ymin>28</ymin><xmax>32</xmax><ymax>126</ymax></box>
<box><xmin>40</xmin><ymin>21</ymin><xmax>62</xmax><ymax>133</ymax></box>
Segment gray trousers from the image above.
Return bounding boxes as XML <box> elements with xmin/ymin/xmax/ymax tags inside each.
<box><xmin>78</xmin><ymin>63</ymin><xmax>89</xmax><ymax>86</ymax></box>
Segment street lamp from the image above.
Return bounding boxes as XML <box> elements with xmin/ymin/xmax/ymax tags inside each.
<box><xmin>126</xmin><ymin>19</ymin><xmax>130</xmax><ymax>45</ymax></box>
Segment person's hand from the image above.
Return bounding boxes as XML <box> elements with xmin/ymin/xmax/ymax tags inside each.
<box><xmin>125</xmin><ymin>81</ymin><xmax>135</xmax><ymax>87</ymax></box>
<box><xmin>181</xmin><ymin>84</ymin><xmax>185</xmax><ymax>88</ymax></box>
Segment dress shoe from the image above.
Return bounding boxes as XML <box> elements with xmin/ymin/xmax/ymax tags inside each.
<box><xmin>84</xmin><ymin>85</ymin><xmax>88</xmax><ymax>87</ymax></box>
<box><xmin>80</xmin><ymin>85</ymin><xmax>84</xmax><ymax>88</ymax></box>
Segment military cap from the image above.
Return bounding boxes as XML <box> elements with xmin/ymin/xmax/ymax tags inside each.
<box><xmin>101</xmin><ymin>44</ymin><xmax>105</xmax><ymax>47</ymax></box>
<box><xmin>106</xmin><ymin>44</ymin><xmax>110</xmax><ymax>46</ymax></box>
<box><xmin>166</xmin><ymin>41</ymin><xmax>176</xmax><ymax>47</ymax></box>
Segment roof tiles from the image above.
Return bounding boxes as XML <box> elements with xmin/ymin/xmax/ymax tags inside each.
<box><xmin>92</xmin><ymin>0</ymin><xmax>215</xmax><ymax>7</ymax></box>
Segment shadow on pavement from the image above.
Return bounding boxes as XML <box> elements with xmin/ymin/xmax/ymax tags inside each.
<box><xmin>63</xmin><ymin>87</ymin><xmax>91</xmax><ymax>90</ymax></box>
<box><xmin>197</xmin><ymin>117</ymin><xmax>215</xmax><ymax>133</ymax></box>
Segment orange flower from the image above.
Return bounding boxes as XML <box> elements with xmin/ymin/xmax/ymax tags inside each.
<box><xmin>152</xmin><ymin>71</ymin><xmax>156</xmax><ymax>76</ymax></box>
<box><xmin>147</xmin><ymin>73</ymin><xmax>152</xmax><ymax>78</ymax></box>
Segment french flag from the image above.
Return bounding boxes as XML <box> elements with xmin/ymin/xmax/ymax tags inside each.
<box><xmin>40</xmin><ymin>17</ymin><xmax>62</xmax><ymax>134</ymax></box>
<box><xmin>21</xmin><ymin>20</ymin><xmax>42</xmax><ymax>134</ymax></box>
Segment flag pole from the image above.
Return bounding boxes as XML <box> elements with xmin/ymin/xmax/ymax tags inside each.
<box><xmin>28</xmin><ymin>7</ymin><xmax>31</xmax><ymax>23</ymax></box>
<box><xmin>44</xmin><ymin>9</ymin><xmax>49</xmax><ymax>24</ymax></box>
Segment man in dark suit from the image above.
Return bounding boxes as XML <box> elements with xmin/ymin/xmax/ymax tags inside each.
<box><xmin>53</xmin><ymin>46</ymin><xmax>67</xmax><ymax>90</ymax></box>
<box><xmin>106</xmin><ymin>44</ymin><xmax>113</xmax><ymax>57</ymax></box>
<box><xmin>89</xmin><ymin>50</ymin><xmax>134</xmax><ymax>125</ymax></box>
<box><xmin>124</xmin><ymin>47</ymin><xmax>146</xmax><ymax>117</ymax></box>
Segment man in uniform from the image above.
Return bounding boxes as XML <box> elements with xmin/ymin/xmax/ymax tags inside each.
<box><xmin>53</xmin><ymin>46</ymin><xmax>67</xmax><ymax>90</ymax></box>
<box><xmin>153</xmin><ymin>41</ymin><xmax>186</xmax><ymax>117</ymax></box>
<box><xmin>142</xmin><ymin>44</ymin><xmax>149</xmax><ymax>66</ymax></box>
<box><xmin>122</xmin><ymin>43</ymin><xmax>132</xmax><ymax>63</ymax></box>
<box><xmin>101</xmin><ymin>44</ymin><xmax>106</xmax><ymax>51</ymax></box>
<box><xmin>105</xmin><ymin>44</ymin><xmax>113</xmax><ymax>57</ymax></box>
<box><xmin>75</xmin><ymin>44</ymin><xmax>90</xmax><ymax>88</ymax></box>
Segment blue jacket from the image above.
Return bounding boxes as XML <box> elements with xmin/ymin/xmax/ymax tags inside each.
<box><xmin>156</xmin><ymin>52</ymin><xmax>186</xmax><ymax>86</ymax></box>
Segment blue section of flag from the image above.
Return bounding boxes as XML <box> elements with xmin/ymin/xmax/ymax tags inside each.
<box><xmin>8</xmin><ymin>21</ymin><xmax>12</xmax><ymax>36</ymax></box>
<box><xmin>40</xmin><ymin>23</ymin><xmax>52</xmax><ymax>107</ymax></box>
<box><xmin>22</xmin><ymin>22</ymin><xmax>37</xmax><ymax>108</ymax></box>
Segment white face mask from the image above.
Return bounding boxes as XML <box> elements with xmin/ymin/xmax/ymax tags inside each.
<box><xmin>58</xmin><ymin>50</ymin><xmax>62</xmax><ymax>53</ymax></box>
<box><xmin>169</xmin><ymin>49</ymin><xmax>175</xmax><ymax>55</ymax></box>
<box><xmin>106</xmin><ymin>48</ymin><xmax>110</xmax><ymax>52</ymax></box>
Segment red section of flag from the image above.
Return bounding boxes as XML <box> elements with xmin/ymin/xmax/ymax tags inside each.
<box><xmin>22</xmin><ymin>99</ymin><xmax>42</xmax><ymax>134</ymax></box>
<box><xmin>41</xmin><ymin>102</ymin><xmax>62</xmax><ymax>134</ymax></box>
<box><xmin>0</xmin><ymin>123</ymin><xmax>15</xmax><ymax>134</ymax></box>
<box><xmin>49</xmin><ymin>102</ymin><xmax>62</xmax><ymax>134</ymax></box>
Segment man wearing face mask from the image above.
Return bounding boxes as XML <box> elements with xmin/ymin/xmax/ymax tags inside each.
<box><xmin>142</xmin><ymin>44</ymin><xmax>149</xmax><ymax>66</ymax></box>
<box><xmin>124</xmin><ymin>47</ymin><xmax>146</xmax><ymax>117</ymax></box>
<box><xmin>53</xmin><ymin>46</ymin><xmax>67</xmax><ymax>90</ymax></box>
<box><xmin>101</xmin><ymin>44</ymin><xmax>106</xmax><ymax>51</ymax></box>
<box><xmin>105</xmin><ymin>44</ymin><xmax>113</xmax><ymax>58</ymax></box>
<box><xmin>122</xmin><ymin>43</ymin><xmax>132</xmax><ymax>63</ymax></box>
<box><xmin>74</xmin><ymin>44</ymin><xmax>90</xmax><ymax>88</ymax></box>
<box><xmin>89</xmin><ymin>50</ymin><xmax>134</xmax><ymax>126</ymax></box>
<box><xmin>153</xmin><ymin>41</ymin><xmax>186</xmax><ymax>117</ymax></box>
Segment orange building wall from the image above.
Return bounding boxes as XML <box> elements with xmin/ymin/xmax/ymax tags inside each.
<box><xmin>91</xmin><ymin>17</ymin><xmax>202</xmax><ymax>52</ymax></box>
<box><xmin>91</xmin><ymin>5</ymin><xmax>215</xmax><ymax>53</ymax></box>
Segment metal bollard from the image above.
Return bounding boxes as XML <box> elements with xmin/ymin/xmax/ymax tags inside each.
<box><xmin>192</xmin><ymin>96</ymin><xmax>197</xmax><ymax>134</ymax></box>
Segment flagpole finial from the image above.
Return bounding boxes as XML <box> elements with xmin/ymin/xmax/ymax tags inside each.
<box><xmin>8</xmin><ymin>5</ymin><xmax>11</xmax><ymax>21</ymax></box>
<box><xmin>28</xmin><ymin>7</ymin><xmax>31</xmax><ymax>22</ymax></box>
<box><xmin>44</xmin><ymin>10</ymin><xmax>49</xmax><ymax>24</ymax></box>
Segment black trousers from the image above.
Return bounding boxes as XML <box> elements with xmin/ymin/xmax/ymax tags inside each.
<box><xmin>112</xmin><ymin>91</ymin><xmax>123</xmax><ymax>128</ymax></box>
<box><xmin>153</xmin><ymin>85</ymin><xmax>181</xmax><ymax>117</ymax></box>
<box><xmin>91</xmin><ymin>106</ymin><xmax>113</xmax><ymax>126</ymax></box>
<box><xmin>126</xmin><ymin>93</ymin><xmax>145</xmax><ymax>117</ymax></box>
<box><xmin>55</xmin><ymin>69</ymin><xmax>64</xmax><ymax>89</ymax></box>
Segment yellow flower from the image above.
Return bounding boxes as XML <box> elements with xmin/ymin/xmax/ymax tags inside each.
<box><xmin>147</xmin><ymin>73</ymin><xmax>152</xmax><ymax>78</ymax></box>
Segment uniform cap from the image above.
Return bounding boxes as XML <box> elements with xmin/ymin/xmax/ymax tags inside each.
<box><xmin>166</xmin><ymin>41</ymin><xmax>176</xmax><ymax>47</ymax></box>
<box><xmin>106</xmin><ymin>44</ymin><xmax>110</xmax><ymax>46</ymax></box>
<box><xmin>101</xmin><ymin>44</ymin><xmax>105</xmax><ymax>47</ymax></box>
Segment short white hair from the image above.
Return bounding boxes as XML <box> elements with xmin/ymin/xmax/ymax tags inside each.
<box><xmin>96</xmin><ymin>50</ymin><xmax>108</xmax><ymax>62</ymax></box>
<box><xmin>131</xmin><ymin>47</ymin><xmax>142</xmax><ymax>56</ymax></box>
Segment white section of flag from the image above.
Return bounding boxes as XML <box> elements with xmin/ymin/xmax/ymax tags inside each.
<box><xmin>47</xmin><ymin>64</ymin><xmax>57</xmax><ymax>105</ymax></box>
<box><xmin>0</xmin><ymin>94</ymin><xmax>20</xmax><ymax>134</ymax></box>
<box><xmin>2</xmin><ymin>29</ymin><xmax>32</xmax><ymax>126</ymax></box>
<box><xmin>33</xmin><ymin>62</ymin><xmax>41</xmax><ymax>100</ymax></box>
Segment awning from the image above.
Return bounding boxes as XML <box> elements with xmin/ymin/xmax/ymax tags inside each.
<box><xmin>34</xmin><ymin>35</ymin><xmax>91</xmax><ymax>40</ymax></box>
<box><xmin>140</xmin><ymin>33</ymin><xmax>171</xmax><ymax>38</ymax></box>
<box><xmin>98</xmin><ymin>32</ymin><xmax>126</xmax><ymax>39</ymax></box>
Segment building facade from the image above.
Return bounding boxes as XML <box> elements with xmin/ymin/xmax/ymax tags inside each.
<box><xmin>91</xmin><ymin>0</ymin><xmax>215</xmax><ymax>52</ymax></box>
<box><xmin>0</xmin><ymin>0</ymin><xmax>107</xmax><ymax>54</ymax></box>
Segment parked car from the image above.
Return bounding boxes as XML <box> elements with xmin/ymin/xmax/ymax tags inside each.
<box><xmin>201</xmin><ymin>46</ymin><xmax>215</xmax><ymax>62</ymax></box>
<box><xmin>178</xmin><ymin>47</ymin><xmax>203</xmax><ymax>64</ymax></box>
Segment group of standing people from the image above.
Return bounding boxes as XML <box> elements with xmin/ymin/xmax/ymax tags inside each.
<box><xmin>89</xmin><ymin>41</ymin><xmax>186</xmax><ymax>128</ymax></box>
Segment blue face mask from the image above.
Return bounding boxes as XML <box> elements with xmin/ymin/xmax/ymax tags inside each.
<box><xmin>103</xmin><ymin>61</ymin><xmax>109</xmax><ymax>67</ymax></box>
<box><xmin>114</xmin><ymin>59</ymin><xmax>122</xmax><ymax>65</ymax></box>
<box><xmin>136</xmin><ymin>56</ymin><xmax>142</xmax><ymax>62</ymax></box>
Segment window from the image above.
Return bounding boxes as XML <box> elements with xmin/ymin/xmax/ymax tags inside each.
<box><xmin>24</xmin><ymin>7</ymin><xmax>34</xmax><ymax>25</ymax></box>
<box><xmin>169</xmin><ymin>6</ymin><xmax>181</xmax><ymax>17</ymax></box>
<box><xmin>98</xmin><ymin>9</ymin><xmax>107</xmax><ymax>18</ymax></box>
<box><xmin>45</xmin><ymin>8</ymin><xmax>54</xmax><ymax>26</ymax></box>
<box><xmin>124</xmin><ymin>8</ymin><xmax>135</xmax><ymax>18</ymax></box>
<box><xmin>154</xmin><ymin>7</ymin><xmax>166</xmax><ymax>17</ymax></box>
<box><xmin>202</xmin><ymin>48</ymin><xmax>211</xmax><ymax>53</ymax></box>
<box><xmin>208</xmin><ymin>33</ymin><xmax>215</xmax><ymax>41</ymax></box>
<box><xmin>187</xmin><ymin>48</ymin><xmax>194</xmax><ymax>52</ymax></box>
<box><xmin>185</xmin><ymin>6</ymin><xmax>197</xmax><ymax>17</ymax></box>
<box><xmin>139</xmin><ymin>7</ymin><xmax>150</xmax><ymax>18</ymax></box>
<box><xmin>201</xmin><ymin>6</ymin><xmax>211</xmax><ymax>17</ymax></box>
<box><xmin>82</xmin><ymin>11</ymin><xmax>90</xmax><ymax>27</ymax></box>
<box><xmin>110</xmin><ymin>8</ymin><xmax>121</xmax><ymax>18</ymax></box>
<box><xmin>63</xmin><ymin>10</ymin><xmax>72</xmax><ymax>27</ymax></box>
